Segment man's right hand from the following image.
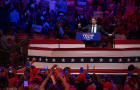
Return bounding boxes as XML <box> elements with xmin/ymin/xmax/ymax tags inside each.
<box><xmin>108</xmin><ymin>34</ymin><xmax>113</xmax><ymax>37</ymax></box>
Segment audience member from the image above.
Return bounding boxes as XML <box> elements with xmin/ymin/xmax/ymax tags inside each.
<box><xmin>124</xmin><ymin>64</ymin><xmax>140</xmax><ymax>90</ymax></box>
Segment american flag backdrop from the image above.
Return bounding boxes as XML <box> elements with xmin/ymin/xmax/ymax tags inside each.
<box><xmin>27</xmin><ymin>47</ymin><xmax>140</xmax><ymax>74</ymax></box>
<box><xmin>17</xmin><ymin>39</ymin><xmax>140</xmax><ymax>74</ymax></box>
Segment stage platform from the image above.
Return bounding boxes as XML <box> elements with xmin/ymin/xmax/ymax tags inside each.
<box><xmin>17</xmin><ymin>39</ymin><xmax>140</xmax><ymax>74</ymax></box>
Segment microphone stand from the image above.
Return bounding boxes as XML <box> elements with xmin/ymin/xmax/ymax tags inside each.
<box><xmin>112</xmin><ymin>32</ymin><xmax>115</xmax><ymax>48</ymax></box>
<box><xmin>58</xmin><ymin>38</ymin><xmax>60</xmax><ymax>48</ymax></box>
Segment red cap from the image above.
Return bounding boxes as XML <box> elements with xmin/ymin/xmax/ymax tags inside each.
<box><xmin>104</xmin><ymin>82</ymin><xmax>113</xmax><ymax>89</ymax></box>
<box><xmin>77</xmin><ymin>73</ymin><xmax>86</xmax><ymax>80</ymax></box>
<box><xmin>9</xmin><ymin>77</ymin><xmax>18</xmax><ymax>84</ymax></box>
<box><xmin>87</xmin><ymin>85</ymin><xmax>95</xmax><ymax>90</ymax></box>
<box><xmin>32</xmin><ymin>75</ymin><xmax>42</xmax><ymax>81</ymax></box>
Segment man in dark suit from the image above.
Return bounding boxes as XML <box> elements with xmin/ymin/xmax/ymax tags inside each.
<box><xmin>82</xmin><ymin>17</ymin><xmax>112</xmax><ymax>47</ymax></box>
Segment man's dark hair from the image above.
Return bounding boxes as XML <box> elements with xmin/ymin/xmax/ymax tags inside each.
<box><xmin>91</xmin><ymin>17</ymin><xmax>97</xmax><ymax>20</ymax></box>
<box><xmin>128</xmin><ymin>64</ymin><xmax>135</xmax><ymax>71</ymax></box>
<box><xmin>63</xmin><ymin>67</ymin><xmax>71</xmax><ymax>72</ymax></box>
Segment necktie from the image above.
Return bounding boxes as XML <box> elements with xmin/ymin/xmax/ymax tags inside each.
<box><xmin>91</xmin><ymin>25</ymin><xmax>94</xmax><ymax>33</ymax></box>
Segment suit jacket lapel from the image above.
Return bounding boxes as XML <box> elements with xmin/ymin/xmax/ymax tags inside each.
<box><xmin>96</xmin><ymin>24</ymin><xmax>99</xmax><ymax>32</ymax></box>
<box><xmin>89</xmin><ymin>25</ymin><xmax>92</xmax><ymax>32</ymax></box>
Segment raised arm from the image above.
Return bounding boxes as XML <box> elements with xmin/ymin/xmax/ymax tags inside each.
<box><xmin>55</xmin><ymin>69</ymin><xmax>70</xmax><ymax>90</ymax></box>
<box><xmin>81</xmin><ymin>25</ymin><xmax>89</xmax><ymax>32</ymax></box>
<box><xmin>40</xmin><ymin>64</ymin><xmax>57</xmax><ymax>90</ymax></box>
<box><xmin>40</xmin><ymin>70</ymin><xmax>53</xmax><ymax>90</ymax></box>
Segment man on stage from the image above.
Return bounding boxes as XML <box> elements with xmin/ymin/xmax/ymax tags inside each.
<box><xmin>81</xmin><ymin>17</ymin><xmax>112</xmax><ymax>47</ymax></box>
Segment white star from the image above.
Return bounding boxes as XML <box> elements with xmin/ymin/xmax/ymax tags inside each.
<box><xmin>52</xmin><ymin>58</ymin><xmax>56</xmax><ymax>62</ymax></box>
<box><xmin>99</xmin><ymin>58</ymin><xmax>103</xmax><ymax>62</ymax></box>
<box><xmin>119</xmin><ymin>58</ymin><xmax>122</xmax><ymax>62</ymax></box>
<box><xmin>90</xmin><ymin>58</ymin><xmax>94</xmax><ymax>62</ymax></box>
<box><xmin>109</xmin><ymin>58</ymin><xmax>113</xmax><ymax>62</ymax></box>
<box><xmin>39</xmin><ymin>58</ymin><xmax>42</xmax><ymax>61</ymax></box>
<box><xmin>127</xmin><ymin>58</ymin><xmax>131</xmax><ymax>62</ymax></box>
<box><xmin>71</xmin><ymin>58</ymin><xmax>75</xmax><ymax>62</ymax></box>
<box><xmin>62</xmin><ymin>58</ymin><xmax>65</xmax><ymax>62</ymax></box>
<box><xmin>135</xmin><ymin>58</ymin><xmax>139</xmax><ymax>62</ymax></box>
<box><xmin>81</xmin><ymin>58</ymin><xmax>84</xmax><ymax>62</ymax></box>
<box><xmin>45</xmin><ymin>58</ymin><xmax>48</xmax><ymax>62</ymax></box>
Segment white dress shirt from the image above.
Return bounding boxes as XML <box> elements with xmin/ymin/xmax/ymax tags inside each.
<box><xmin>91</xmin><ymin>24</ymin><xmax>97</xmax><ymax>33</ymax></box>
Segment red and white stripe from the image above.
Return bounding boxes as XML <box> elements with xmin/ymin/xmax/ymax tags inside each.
<box><xmin>29</xmin><ymin>39</ymin><xmax>85</xmax><ymax>48</ymax></box>
<box><xmin>21</xmin><ymin>39</ymin><xmax>140</xmax><ymax>74</ymax></box>
<box><xmin>115</xmin><ymin>40</ymin><xmax>140</xmax><ymax>48</ymax></box>
<box><xmin>28</xmin><ymin>47</ymin><xmax>140</xmax><ymax>57</ymax></box>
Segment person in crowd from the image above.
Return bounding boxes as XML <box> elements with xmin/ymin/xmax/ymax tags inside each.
<box><xmin>103</xmin><ymin>77</ymin><xmax>113</xmax><ymax>90</ymax></box>
<box><xmin>93</xmin><ymin>5</ymin><xmax>104</xmax><ymax>19</ymax></box>
<box><xmin>7</xmin><ymin>67</ymin><xmax>19</xmax><ymax>89</ymax></box>
<box><xmin>40</xmin><ymin>64</ymin><xmax>70</xmax><ymax>90</ymax></box>
<box><xmin>42</xmin><ymin>18</ymin><xmax>50</xmax><ymax>35</ymax></box>
<box><xmin>115</xmin><ymin>30</ymin><xmax>127</xmax><ymax>40</ymax></box>
<box><xmin>0</xmin><ymin>67</ymin><xmax>9</xmax><ymax>89</ymax></box>
<box><xmin>9</xmin><ymin>7</ymin><xmax>20</xmax><ymax>26</ymax></box>
<box><xmin>6</xmin><ymin>28</ymin><xmax>16</xmax><ymax>46</ymax></box>
<box><xmin>0</xmin><ymin>29</ymin><xmax>14</xmax><ymax>49</ymax></box>
<box><xmin>124</xmin><ymin>64</ymin><xmax>140</xmax><ymax>90</ymax></box>
<box><xmin>57</xmin><ymin>0</ymin><xmax>67</xmax><ymax>13</ymax></box>
<box><xmin>55</xmin><ymin>21</ymin><xmax>65</xmax><ymax>39</ymax></box>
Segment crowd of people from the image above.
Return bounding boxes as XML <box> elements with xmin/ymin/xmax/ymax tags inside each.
<box><xmin>0</xmin><ymin>0</ymin><xmax>140</xmax><ymax>89</ymax></box>
<box><xmin>0</xmin><ymin>0</ymin><xmax>140</xmax><ymax>40</ymax></box>
<box><xmin>0</xmin><ymin>58</ymin><xmax>140</xmax><ymax>90</ymax></box>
